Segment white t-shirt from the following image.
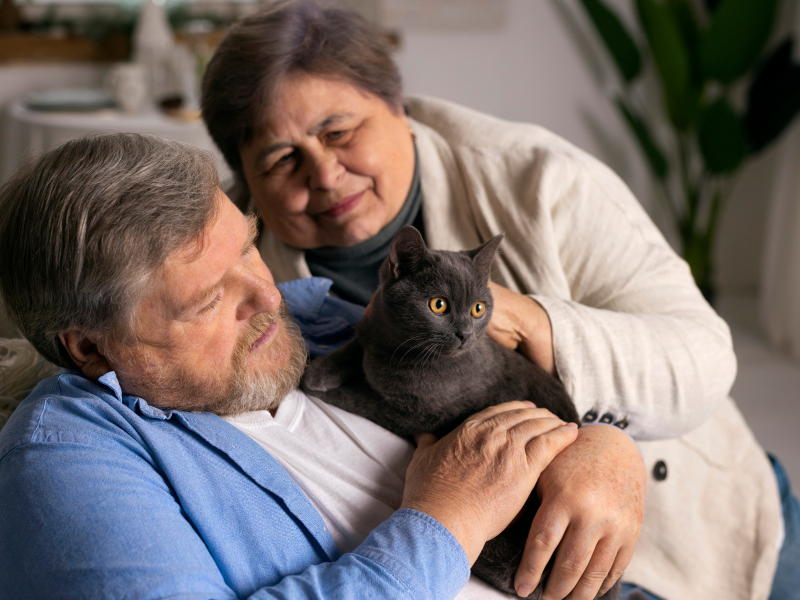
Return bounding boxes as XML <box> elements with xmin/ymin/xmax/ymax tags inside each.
<box><xmin>223</xmin><ymin>389</ymin><xmax>508</xmax><ymax>599</ymax></box>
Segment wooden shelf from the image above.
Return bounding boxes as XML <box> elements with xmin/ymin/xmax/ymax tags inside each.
<box><xmin>0</xmin><ymin>30</ymin><xmax>226</xmax><ymax>64</ymax></box>
<box><xmin>0</xmin><ymin>33</ymin><xmax>130</xmax><ymax>63</ymax></box>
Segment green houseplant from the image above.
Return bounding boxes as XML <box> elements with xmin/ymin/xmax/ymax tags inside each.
<box><xmin>578</xmin><ymin>0</ymin><xmax>800</xmax><ymax>300</ymax></box>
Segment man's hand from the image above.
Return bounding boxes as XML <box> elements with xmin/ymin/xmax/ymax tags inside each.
<box><xmin>486</xmin><ymin>282</ymin><xmax>555</xmax><ymax>376</ymax></box>
<box><xmin>401</xmin><ymin>402</ymin><xmax>579</xmax><ymax>565</ymax></box>
<box><xmin>514</xmin><ymin>425</ymin><xmax>646</xmax><ymax>599</ymax></box>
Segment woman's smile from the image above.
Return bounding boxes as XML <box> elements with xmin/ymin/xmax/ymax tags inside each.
<box><xmin>318</xmin><ymin>189</ymin><xmax>366</xmax><ymax>219</ymax></box>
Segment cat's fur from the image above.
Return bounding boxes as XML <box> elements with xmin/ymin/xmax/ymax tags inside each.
<box><xmin>301</xmin><ymin>225</ymin><xmax>620</xmax><ymax>600</ymax></box>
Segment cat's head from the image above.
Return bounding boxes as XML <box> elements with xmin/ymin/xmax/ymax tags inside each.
<box><xmin>372</xmin><ymin>226</ymin><xmax>503</xmax><ymax>355</ymax></box>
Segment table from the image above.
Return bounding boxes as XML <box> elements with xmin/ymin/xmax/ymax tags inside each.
<box><xmin>2</xmin><ymin>99</ymin><xmax>233</xmax><ymax>186</ymax></box>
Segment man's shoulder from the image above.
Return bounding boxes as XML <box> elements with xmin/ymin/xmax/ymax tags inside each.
<box><xmin>0</xmin><ymin>371</ymin><xmax>139</xmax><ymax>459</ymax></box>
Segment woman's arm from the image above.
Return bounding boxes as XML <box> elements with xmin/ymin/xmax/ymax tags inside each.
<box><xmin>484</xmin><ymin>145</ymin><xmax>736</xmax><ymax>442</ymax></box>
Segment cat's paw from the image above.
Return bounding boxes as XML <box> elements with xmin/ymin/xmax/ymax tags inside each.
<box><xmin>301</xmin><ymin>361</ymin><xmax>343</xmax><ymax>392</ymax></box>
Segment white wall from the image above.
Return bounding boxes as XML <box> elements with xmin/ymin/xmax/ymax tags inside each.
<box><xmin>394</xmin><ymin>0</ymin><xmax>788</xmax><ymax>294</ymax></box>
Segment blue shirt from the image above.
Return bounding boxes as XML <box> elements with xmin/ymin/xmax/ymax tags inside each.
<box><xmin>0</xmin><ymin>279</ymin><xmax>469</xmax><ymax>600</ymax></box>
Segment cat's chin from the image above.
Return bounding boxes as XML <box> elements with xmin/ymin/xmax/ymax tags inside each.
<box><xmin>440</xmin><ymin>342</ymin><xmax>476</xmax><ymax>356</ymax></box>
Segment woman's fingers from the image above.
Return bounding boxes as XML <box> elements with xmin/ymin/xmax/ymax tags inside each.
<box><xmin>544</xmin><ymin>535</ymin><xmax>619</xmax><ymax>600</ymax></box>
<box><xmin>486</xmin><ymin>281</ymin><xmax>555</xmax><ymax>375</ymax></box>
<box><xmin>414</xmin><ymin>433</ymin><xmax>438</xmax><ymax>449</ymax></box>
<box><xmin>514</xmin><ymin>508</ymin><xmax>570</xmax><ymax>597</ymax></box>
<box><xmin>598</xmin><ymin>541</ymin><xmax>636</xmax><ymax>596</ymax></box>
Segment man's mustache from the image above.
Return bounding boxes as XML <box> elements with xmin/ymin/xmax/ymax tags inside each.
<box><xmin>241</xmin><ymin>309</ymin><xmax>281</xmax><ymax>351</ymax></box>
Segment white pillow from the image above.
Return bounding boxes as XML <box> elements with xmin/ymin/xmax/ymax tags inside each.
<box><xmin>0</xmin><ymin>338</ymin><xmax>61</xmax><ymax>430</ymax></box>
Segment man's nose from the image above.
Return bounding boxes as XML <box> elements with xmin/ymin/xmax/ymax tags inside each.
<box><xmin>307</xmin><ymin>148</ymin><xmax>345</xmax><ymax>190</ymax></box>
<box><xmin>236</xmin><ymin>271</ymin><xmax>282</xmax><ymax>321</ymax></box>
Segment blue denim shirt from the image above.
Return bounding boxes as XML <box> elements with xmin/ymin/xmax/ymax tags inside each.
<box><xmin>0</xmin><ymin>279</ymin><xmax>469</xmax><ymax>600</ymax></box>
<box><xmin>277</xmin><ymin>278</ymin><xmax>365</xmax><ymax>358</ymax></box>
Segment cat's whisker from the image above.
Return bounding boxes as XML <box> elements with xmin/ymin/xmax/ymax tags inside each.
<box><xmin>413</xmin><ymin>339</ymin><xmax>442</xmax><ymax>374</ymax></box>
<box><xmin>391</xmin><ymin>334</ymin><xmax>433</xmax><ymax>369</ymax></box>
<box><xmin>420</xmin><ymin>343</ymin><xmax>439</xmax><ymax>372</ymax></box>
<box><xmin>423</xmin><ymin>343</ymin><xmax>445</xmax><ymax>371</ymax></box>
<box><xmin>396</xmin><ymin>337</ymin><xmax>437</xmax><ymax>370</ymax></box>
<box><xmin>410</xmin><ymin>341</ymin><xmax>435</xmax><ymax>371</ymax></box>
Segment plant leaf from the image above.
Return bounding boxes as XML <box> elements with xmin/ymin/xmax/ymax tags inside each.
<box><xmin>667</xmin><ymin>0</ymin><xmax>701</xmax><ymax>82</ymax></box>
<box><xmin>636</xmin><ymin>0</ymin><xmax>691</xmax><ymax>127</ymax></box>
<box><xmin>698</xmin><ymin>99</ymin><xmax>747</xmax><ymax>173</ymax></box>
<box><xmin>745</xmin><ymin>38</ymin><xmax>800</xmax><ymax>153</ymax></box>
<box><xmin>699</xmin><ymin>0</ymin><xmax>780</xmax><ymax>84</ymax></box>
<box><xmin>579</xmin><ymin>0</ymin><xmax>642</xmax><ymax>82</ymax></box>
<box><xmin>616</xmin><ymin>98</ymin><xmax>669</xmax><ymax>179</ymax></box>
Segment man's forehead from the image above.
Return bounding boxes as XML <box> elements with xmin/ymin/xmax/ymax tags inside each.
<box><xmin>155</xmin><ymin>194</ymin><xmax>250</xmax><ymax>312</ymax></box>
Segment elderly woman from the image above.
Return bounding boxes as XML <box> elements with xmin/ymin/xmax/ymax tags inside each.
<box><xmin>201</xmin><ymin>2</ymin><xmax>797</xmax><ymax>600</ymax></box>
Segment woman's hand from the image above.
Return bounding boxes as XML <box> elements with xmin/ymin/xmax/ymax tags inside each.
<box><xmin>514</xmin><ymin>425</ymin><xmax>646</xmax><ymax>599</ymax></box>
<box><xmin>400</xmin><ymin>402</ymin><xmax>579</xmax><ymax>565</ymax></box>
<box><xmin>487</xmin><ymin>281</ymin><xmax>555</xmax><ymax>375</ymax></box>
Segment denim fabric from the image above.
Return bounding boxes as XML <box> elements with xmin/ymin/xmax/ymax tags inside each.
<box><xmin>768</xmin><ymin>454</ymin><xmax>800</xmax><ymax>600</ymax></box>
<box><xmin>277</xmin><ymin>277</ymin><xmax>364</xmax><ymax>358</ymax></box>
<box><xmin>620</xmin><ymin>584</ymin><xmax>662</xmax><ymax>600</ymax></box>
<box><xmin>0</xmin><ymin>369</ymin><xmax>470</xmax><ymax>599</ymax></box>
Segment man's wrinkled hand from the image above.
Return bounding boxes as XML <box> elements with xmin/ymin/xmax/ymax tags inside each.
<box><xmin>401</xmin><ymin>402</ymin><xmax>579</xmax><ymax>565</ymax></box>
<box><xmin>514</xmin><ymin>424</ymin><xmax>646</xmax><ymax>599</ymax></box>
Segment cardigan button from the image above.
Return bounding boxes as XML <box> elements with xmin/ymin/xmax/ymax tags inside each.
<box><xmin>614</xmin><ymin>418</ymin><xmax>629</xmax><ymax>430</ymax></box>
<box><xmin>653</xmin><ymin>460</ymin><xmax>668</xmax><ymax>481</ymax></box>
<box><xmin>582</xmin><ymin>410</ymin><xmax>598</xmax><ymax>423</ymax></box>
<box><xmin>599</xmin><ymin>412</ymin><xmax>614</xmax><ymax>424</ymax></box>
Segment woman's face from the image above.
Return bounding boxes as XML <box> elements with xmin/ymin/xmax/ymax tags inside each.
<box><xmin>239</xmin><ymin>72</ymin><xmax>415</xmax><ymax>249</ymax></box>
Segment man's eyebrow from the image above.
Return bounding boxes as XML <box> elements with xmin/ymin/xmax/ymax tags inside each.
<box><xmin>243</xmin><ymin>214</ymin><xmax>259</xmax><ymax>254</ymax></box>
<box><xmin>177</xmin><ymin>216</ymin><xmax>260</xmax><ymax>317</ymax></box>
<box><xmin>254</xmin><ymin>113</ymin><xmax>356</xmax><ymax>165</ymax></box>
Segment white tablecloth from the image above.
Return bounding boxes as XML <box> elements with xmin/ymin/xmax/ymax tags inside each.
<box><xmin>2</xmin><ymin>100</ymin><xmax>233</xmax><ymax>186</ymax></box>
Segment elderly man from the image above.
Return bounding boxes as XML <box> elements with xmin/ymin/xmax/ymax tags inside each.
<box><xmin>0</xmin><ymin>133</ymin><xmax>604</xmax><ymax>599</ymax></box>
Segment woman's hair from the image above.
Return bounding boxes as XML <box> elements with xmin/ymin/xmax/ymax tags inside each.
<box><xmin>201</xmin><ymin>0</ymin><xmax>403</xmax><ymax>178</ymax></box>
<box><xmin>0</xmin><ymin>133</ymin><xmax>219</xmax><ymax>367</ymax></box>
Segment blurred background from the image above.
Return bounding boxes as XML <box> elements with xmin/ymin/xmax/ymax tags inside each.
<box><xmin>0</xmin><ymin>0</ymin><xmax>797</xmax><ymax>482</ymax></box>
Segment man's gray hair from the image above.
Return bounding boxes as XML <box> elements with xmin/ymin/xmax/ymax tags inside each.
<box><xmin>0</xmin><ymin>133</ymin><xmax>219</xmax><ymax>367</ymax></box>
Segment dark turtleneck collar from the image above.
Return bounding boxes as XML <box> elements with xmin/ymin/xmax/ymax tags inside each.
<box><xmin>305</xmin><ymin>143</ymin><xmax>425</xmax><ymax>306</ymax></box>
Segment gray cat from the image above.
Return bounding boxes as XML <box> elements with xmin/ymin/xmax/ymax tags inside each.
<box><xmin>301</xmin><ymin>225</ymin><xmax>620</xmax><ymax>600</ymax></box>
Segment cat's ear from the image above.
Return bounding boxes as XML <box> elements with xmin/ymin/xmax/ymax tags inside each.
<box><xmin>388</xmin><ymin>226</ymin><xmax>428</xmax><ymax>278</ymax></box>
<box><xmin>468</xmin><ymin>233</ymin><xmax>504</xmax><ymax>279</ymax></box>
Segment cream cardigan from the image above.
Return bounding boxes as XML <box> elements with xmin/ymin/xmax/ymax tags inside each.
<box><xmin>258</xmin><ymin>95</ymin><xmax>783</xmax><ymax>600</ymax></box>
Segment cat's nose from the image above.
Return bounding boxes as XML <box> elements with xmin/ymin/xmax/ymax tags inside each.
<box><xmin>455</xmin><ymin>331</ymin><xmax>473</xmax><ymax>346</ymax></box>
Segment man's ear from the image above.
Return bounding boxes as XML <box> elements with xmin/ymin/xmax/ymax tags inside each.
<box><xmin>58</xmin><ymin>329</ymin><xmax>112</xmax><ymax>380</ymax></box>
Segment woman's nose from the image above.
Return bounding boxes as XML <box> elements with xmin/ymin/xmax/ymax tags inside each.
<box><xmin>308</xmin><ymin>148</ymin><xmax>345</xmax><ymax>190</ymax></box>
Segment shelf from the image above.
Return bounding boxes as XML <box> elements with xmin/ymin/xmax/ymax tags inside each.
<box><xmin>0</xmin><ymin>30</ymin><xmax>226</xmax><ymax>64</ymax></box>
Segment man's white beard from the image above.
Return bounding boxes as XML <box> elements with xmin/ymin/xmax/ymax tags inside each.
<box><xmin>133</xmin><ymin>303</ymin><xmax>308</xmax><ymax>415</ymax></box>
<box><xmin>220</xmin><ymin>312</ymin><xmax>307</xmax><ymax>416</ymax></box>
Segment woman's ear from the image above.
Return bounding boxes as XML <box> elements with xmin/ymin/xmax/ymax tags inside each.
<box><xmin>58</xmin><ymin>329</ymin><xmax>112</xmax><ymax>380</ymax></box>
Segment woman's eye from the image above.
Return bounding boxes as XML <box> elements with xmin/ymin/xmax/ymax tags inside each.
<box><xmin>471</xmin><ymin>302</ymin><xmax>485</xmax><ymax>318</ymax></box>
<box><xmin>266</xmin><ymin>151</ymin><xmax>296</xmax><ymax>173</ymax></box>
<box><xmin>429</xmin><ymin>298</ymin><xmax>448</xmax><ymax>314</ymax></box>
<box><xmin>325</xmin><ymin>129</ymin><xmax>353</xmax><ymax>145</ymax></box>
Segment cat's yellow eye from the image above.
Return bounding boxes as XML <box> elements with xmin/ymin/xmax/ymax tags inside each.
<box><xmin>471</xmin><ymin>302</ymin><xmax>485</xmax><ymax>318</ymax></box>
<box><xmin>429</xmin><ymin>298</ymin><xmax>448</xmax><ymax>314</ymax></box>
